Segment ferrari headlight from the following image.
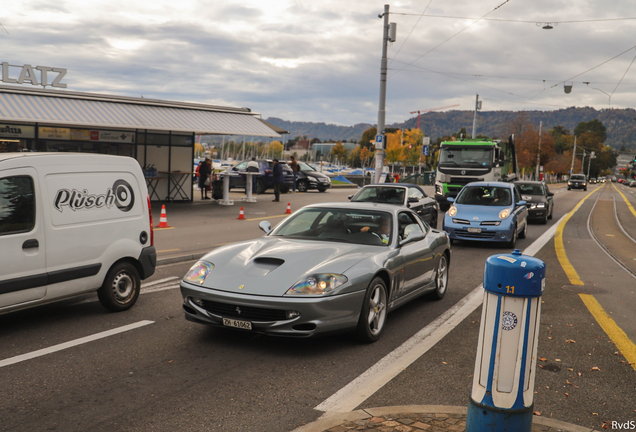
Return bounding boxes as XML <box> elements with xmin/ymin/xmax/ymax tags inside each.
<box><xmin>448</xmin><ymin>206</ymin><xmax>457</xmax><ymax>217</ymax></box>
<box><xmin>499</xmin><ymin>209</ymin><xmax>511</xmax><ymax>219</ymax></box>
<box><xmin>183</xmin><ymin>261</ymin><xmax>214</xmax><ymax>284</ymax></box>
<box><xmin>286</xmin><ymin>274</ymin><xmax>348</xmax><ymax>295</ymax></box>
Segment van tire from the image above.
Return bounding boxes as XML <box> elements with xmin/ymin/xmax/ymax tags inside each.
<box><xmin>98</xmin><ymin>262</ymin><xmax>141</xmax><ymax>312</ymax></box>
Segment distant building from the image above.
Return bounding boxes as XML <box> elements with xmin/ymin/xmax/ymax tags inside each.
<box><xmin>288</xmin><ymin>139</ymin><xmax>311</xmax><ymax>159</ymax></box>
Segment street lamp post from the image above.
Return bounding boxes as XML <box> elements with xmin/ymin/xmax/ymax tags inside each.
<box><xmin>587</xmin><ymin>151</ymin><xmax>596</xmax><ymax>179</ymax></box>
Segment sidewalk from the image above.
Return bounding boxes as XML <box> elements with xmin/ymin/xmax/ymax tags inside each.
<box><xmin>293</xmin><ymin>405</ymin><xmax>595</xmax><ymax>432</ymax></box>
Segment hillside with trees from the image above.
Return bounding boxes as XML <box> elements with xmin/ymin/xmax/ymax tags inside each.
<box><xmin>266</xmin><ymin>106</ymin><xmax>636</xmax><ymax>150</ymax></box>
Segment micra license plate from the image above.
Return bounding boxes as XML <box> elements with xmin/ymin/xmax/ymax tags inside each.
<box><xmin>467</xmin><ymin>228</ymin><xmax>482</xmax><ymax>233</ymax></box>
<box><xmin>223</xmin><ymin>318</ymin><xmax>252</xmax><ymax>330</ymax></box>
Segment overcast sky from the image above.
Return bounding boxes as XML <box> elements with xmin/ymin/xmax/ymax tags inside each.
<box><xmin>2</xmin><ymin>0</ymin><xmax>636</xmax><ymax>126</ymax></box>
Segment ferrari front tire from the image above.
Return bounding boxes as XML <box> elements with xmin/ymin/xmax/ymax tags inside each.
<box><xmin>430</xmin><ymin>253</ymin><xmax>449</xmax><ymax>300</ymax></box>
<box><xmin>355</xmin><ymin>277</ymin><xmax>388</xmax><ymax>343</ymax></box>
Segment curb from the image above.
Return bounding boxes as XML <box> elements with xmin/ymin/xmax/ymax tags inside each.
<box><xmin>290</xmin><ymin>405</ymin><xmax>596</xmax><ymax>432</ymax></box>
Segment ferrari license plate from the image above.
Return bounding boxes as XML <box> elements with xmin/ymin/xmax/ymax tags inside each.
<box><xmin>467</xmin><ymin>228</ymin><xmax>482</xmax><ymax>233</ymax></box>
<box><xmin>223</xmin><ymin>318</ymin><xmax>252</xmax><ymax>330</ymax></box>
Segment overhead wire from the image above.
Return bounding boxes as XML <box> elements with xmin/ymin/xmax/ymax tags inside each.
<box><xmin>388</xmin><ymin>0</ymin><xmax>434</xmax><ymax>69</ymax></box>
<box><xmin>389</xmin><ymin>14</ymin><xmax>636</xmax><ymax>25</ymax></box>
<box><xmin>389</xmin><ymin>0</ymin><xmax>512</xmax><ymax>78</ymax></box>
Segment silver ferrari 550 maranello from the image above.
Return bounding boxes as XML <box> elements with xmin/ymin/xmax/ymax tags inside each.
<box><xmin>180</xmin><ymin>202</ymin><xmax>451</xmax><ymax>342</ymax></box>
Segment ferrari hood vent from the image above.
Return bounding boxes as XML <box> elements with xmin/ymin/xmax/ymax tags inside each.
<box><xmin>252</xmin><ymin>257</ymin><xmax>285</xmax><ymax>274</ymax></box>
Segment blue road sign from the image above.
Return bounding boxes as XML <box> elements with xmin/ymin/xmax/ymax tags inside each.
<box><xmin>422</xmin><ymin>145</ymin><xmax>429</xmax><ymax>156</ymax></box>
<box><xmin>375</xmin><ymin>135</ymin><xmax>383</xmax><ymax>144</ymax></box>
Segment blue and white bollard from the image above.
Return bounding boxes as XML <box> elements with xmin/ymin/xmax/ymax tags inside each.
<box><xmin>466</xmin><ymin>249</ymin><xmax>546</xmax><ymax>432</ymax></box>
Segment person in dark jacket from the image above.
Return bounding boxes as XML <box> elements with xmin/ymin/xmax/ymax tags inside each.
<box><xmin>198</xmin><ymin>158</ymin><xmax>212</xmax><ymax>199</ymax></box>
<box><xmin>272</xmin><ymin>159</ymin><xmax>283</xmax><ymax>202</ymax></box>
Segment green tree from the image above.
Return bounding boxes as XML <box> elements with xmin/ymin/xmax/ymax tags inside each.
<box><xmin>330</xmin><ymin>141</ymin><xmax>349</xmax><ymax>163</ymax></box>
<box><xmin>574</xmin><ymin>119</ymin><xmax>607</xmax><ymax>143</ymax></box>
<box><xmin>359</xmin><ymin>127</ymin><xmax>377</xmax><ymax>150</ymax></box>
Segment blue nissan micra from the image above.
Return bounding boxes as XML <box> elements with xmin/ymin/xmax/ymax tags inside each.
<box><xmin>442</xmin><ymin>181</ymin><xmax>528</xmax><ymax>248</ymax></box>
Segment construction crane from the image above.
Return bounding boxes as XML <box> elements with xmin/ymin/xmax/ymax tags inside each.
<box><xmin>410</xmin><ymin>104</ymin><xmax>460</xmax><ymax>130</ymax></box>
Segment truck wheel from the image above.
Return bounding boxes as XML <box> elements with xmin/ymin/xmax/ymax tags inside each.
<box><xmin>297</xmin><ymin>180</ymin><xmax>308</xmax><ymax>192</ymax></box>
<box><xmin>98</xmin><ymin>262</ymin><xmax>140</xmax><ymax>312</ymax></box>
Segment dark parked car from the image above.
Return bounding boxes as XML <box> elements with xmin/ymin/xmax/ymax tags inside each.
<box><xmin>349</xmin><ymin>184</ymin><xmax>439</xmax><ymax>228</ymax></box>
<box><xmin>228</xmin><ymin>159</ymin><xmax>293</xmax><ymax>194</ymax></box>
<box><xmin>567</xmin><ymin>174</ymin><xmax>587</xmax><ymax>191</ymax></box>
<box><xmin>292</xmin><ymin>161</ymin><xmax>332</xmax><ymax>192</ymax></box>
<box><xmin>514</xmin><ymin>181</ymin><xmax>554</xmax><ymax>224</ymax></box>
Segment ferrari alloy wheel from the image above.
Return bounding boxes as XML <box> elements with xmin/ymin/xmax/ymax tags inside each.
<box><xmin>98</xmin><ymin>262</ymin><xmax>140</xmax><ymax>312</ymax></box>
<box><xmin>356</xmin><ymin>277</ymin><xmax>387</xmax><ymax>343</ymax></box>
<box><xmin>430</xmin><ymin>253</ymin><xmax>449</xmax><ymax>300</ymax></box>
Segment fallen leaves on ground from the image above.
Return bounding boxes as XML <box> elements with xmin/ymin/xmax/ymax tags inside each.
<box><xmin>590</xmin><ymin>366</ymin><xmax>601</xmax><ymax>372</ymax></box>
<box><xmin>533</xmin><ymin>411</ymin><xmax>541</xmax><ymax>416</ymax></box>
<box><xmin>566</xmin><ymin>380</ymin><xmax>579</xmax><ymax>389</ymax></box>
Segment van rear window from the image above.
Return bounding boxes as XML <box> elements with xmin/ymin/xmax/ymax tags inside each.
<box><xmin>0</xmin><ymin>176</ymin><xmax>35</xmax><ymax>235</ymax></box>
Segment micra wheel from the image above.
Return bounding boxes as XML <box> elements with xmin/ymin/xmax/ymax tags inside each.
<box><xmin>355</xmin><ymin>277</ymin><xmax>388</xmax><ymax>343</ymax></box>
<box><xmin>98</xmin><ymin>262</ymin><xmax>140</xmax><ymax>312</ymax></box>
<box><xmin>297</xmin><ymin>180</ymin><xmax>308</xmax><ymax>192</ymax></box>
<box><xmin>506</xmin><ymin>225</ymin><xmax>517</xmax><ymax>249</ymax></box>
<box><xmin>430</xmin><ymin>253</ymin><xmax>449</xmax><ymax>300</ymax></box>
<box><xmin>519</xmin><ymin>221</ymin><xmax>528</xmax><ymax>239</ymax></box>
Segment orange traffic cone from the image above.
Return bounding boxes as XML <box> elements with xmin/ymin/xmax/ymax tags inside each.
<box><xmin>285</xmin><ymin>203</ymin><xmax>292</xmax><ymax>214</ymax></box>
<box><xmin>156</xmin><ymin>205</ymin><xmax>171</xmax><ymax>228</ymax></box>
<box><xmin>237</xmin><ymin>207</ymin><xmax>245</xmax><ymax>220</ymax></box>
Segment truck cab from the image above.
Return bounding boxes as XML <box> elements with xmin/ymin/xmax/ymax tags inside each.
<box><xmin>434</xmin><ymin>137</ymin><xmax>517</xmax><ymax>211</ymax></box>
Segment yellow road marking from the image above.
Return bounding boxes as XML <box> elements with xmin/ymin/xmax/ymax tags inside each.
<box><xmin>157</xmin><ymin>249</ymin><xmax>181</xmax><ymax>253</ymax></box>
<box><xmin>554</xmin><ymin>189</ymin><xmax>599</xmax><ymax>285</ymax></box>
<box><xmin>555</xmin><ymin>186</ymin><xmax>636</xmax><ymax>372</ymax></box>
<box><xmin>612</xmin><ymin>183</ymin><xmax>636</xmax><ymax>219</ymax></box>
<box><xmin>579</xmin><ymin>294</ymin><xmax>636</xmax><ymax>372</ymax></box>
<box><xmin>244</xmin><ymin>214</ymin><xmax>290</xmax><ymax>222</ymax></box>
<box><xmin>154</xmin><ymin>227</ymin><xmax>175</xmax><ymax>231</ymax></box>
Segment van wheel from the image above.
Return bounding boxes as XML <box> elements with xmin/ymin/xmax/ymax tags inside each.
<box><xmin>98</xmin><ymin>262</ymin><xmax>140</xmax><ymax>312</ymax></box>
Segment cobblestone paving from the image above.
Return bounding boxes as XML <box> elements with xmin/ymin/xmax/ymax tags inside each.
<box><xmin>325</xmin><ymin>412</ymin><xmax>573</xmax><ymax>432</ymax></box>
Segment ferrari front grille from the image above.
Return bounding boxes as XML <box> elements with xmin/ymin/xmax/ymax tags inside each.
<box><xmin>199</xmin><ymin>299</ymin><xmax>287</xmax><ymax>322</ymax></box>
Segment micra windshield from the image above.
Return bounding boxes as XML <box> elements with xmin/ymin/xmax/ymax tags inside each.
<box><xmin>438</xmin><ymin>147</ymin><xmax>493</xmax><ymax>168</ymax></box>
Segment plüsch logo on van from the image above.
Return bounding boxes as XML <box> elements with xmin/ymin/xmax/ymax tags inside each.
<box><xmin>54</xmin><ymin>180</ymin><xmax>135</xmax><ymax>213</ymax></box>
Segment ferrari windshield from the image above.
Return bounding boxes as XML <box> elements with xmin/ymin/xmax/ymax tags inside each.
<box><xmin>270</xmin><ymin>208</ymin><xmax>393</xmax><ymax>246</ymax></box>
<box><xmin>351</xmin><ymin>186</ymin><xmax>405</xmax><ymax>204</ymax></box>
<box><xmin>438</xmin><ymin>147</ymin><xmax>493</xmax><ymax>168</ymax></box>
<box><xmin>456</xmin><ymin>185</ymin><xmax>512</xmax><ymax>206</ymax></box>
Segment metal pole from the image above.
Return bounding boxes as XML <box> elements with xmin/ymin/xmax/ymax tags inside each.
<box><xmin>535</xmin><ymin>121</ymin><xmax>542</xmax><ymax>180</ymax></box>
<box><xmin>569</xmin><ymin>135</ymin><xmax>577</xmax><ymax>176</ymax></box>
<box><xmin>374</xmin><ymin>4</ymin><xmax>390</xmax><ymax>184</ymax></box>
<box><xmin>587</xmin><ymin>152</ymin><xmax>595</xmax><ymax>180</ymax></box>
<box><xmin>472</xmin><ymin>94</ymin><xmax>479</xmax><ymax>139</ymax></box>
<box><xmin>581</xmin><ymin>150</ymin><xmax>586</xmax><ymax>174</ymax></box>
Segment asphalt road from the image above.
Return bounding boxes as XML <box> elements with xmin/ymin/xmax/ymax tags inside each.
<box><xmin>1</xmin><ymin>184</ymin><xmax>634</xmax><ymax>431</ymax></box>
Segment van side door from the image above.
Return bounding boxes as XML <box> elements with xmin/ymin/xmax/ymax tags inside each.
<box><xmin>0</xmin><ymin>168</ymin><xmax>47</xmax><ymax>308</ymax></box>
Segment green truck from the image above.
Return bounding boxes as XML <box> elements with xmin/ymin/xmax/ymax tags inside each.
<box><xmin>434</xmin><ymin>136</ymin><xmax>518</xmax><ymax>211</ymax></box>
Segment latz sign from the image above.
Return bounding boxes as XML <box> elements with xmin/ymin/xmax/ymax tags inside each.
<box><xmin>1</xmin><ymin>62</ymin><xmax>67</xmax><ymax>88</ymax></box>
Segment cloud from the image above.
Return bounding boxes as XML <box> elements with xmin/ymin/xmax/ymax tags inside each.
<box><xmin>1</xmin><ymin>0</ymin><xmax>636</xmax><ymax>126</ymax></box>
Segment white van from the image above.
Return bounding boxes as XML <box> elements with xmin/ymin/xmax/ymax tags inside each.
<box><xmin>0</xmin><ymin>153</ymin><xmax>156</xmax><ymax>314</ymax></box>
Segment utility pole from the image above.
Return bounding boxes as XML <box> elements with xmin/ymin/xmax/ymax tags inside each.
<box><xmin>471</xmin><ymin>94</ymin><xmax>481</xmax><ymax>139</ymax></box>
<box><xmin>535</xmin><ymin>121</ymin><xmax>542</xmax><ymax>180</ymax></box>
<box><xmin>374</xmin><ymin>5</ymin><xmax>395</xmax><ymax>184</ymax></box>
<box><xmin>569</xmin><ymin>135</ymin><xmax>577</xmax><ymax>176</ymax></box>
<box><xmin>587</xmin><ymin>151</ymin><xmax>595</xmax><ymax>179</ymax></box>
<box><xmin>581</xmin><ymin>150</ymin><xmax>587</xmax><ymax>174</ymax></box>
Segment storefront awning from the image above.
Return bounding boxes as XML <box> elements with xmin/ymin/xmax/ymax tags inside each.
<box><xmin>0</xmin><ymin>86</ymin><xmax>280</xmax><ymax>138</ymax></box>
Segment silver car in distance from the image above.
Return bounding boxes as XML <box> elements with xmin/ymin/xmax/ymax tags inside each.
<box><xmin>180</xmin><ymin>202</ymin><xmax>451</xmax><ymax>342</ymax></box>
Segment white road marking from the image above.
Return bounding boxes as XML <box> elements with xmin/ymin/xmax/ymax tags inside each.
<box><xmin>0</xmin><ymin>320</ymin><xmax>154</xmax><ymax>368</ymax></box>
<box><xmin>141</xmin><ymin>283</ymin><xmax>181</xmax><ymax>294</ymax></box>
<box><xmin>141</xmin><ymin>276</ymin><xmax>179</xmax><ymax>288</ymax></box>
<box><xmin>315</xmin><ymin>214</ymin><xmax>566</xmax><ymax>414</ymax></box>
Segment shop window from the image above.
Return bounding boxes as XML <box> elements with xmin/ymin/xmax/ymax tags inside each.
<box><xmin>171</xmin><ymin>135</ymin><xmax>192</xmax><ymax>147</ymax></box>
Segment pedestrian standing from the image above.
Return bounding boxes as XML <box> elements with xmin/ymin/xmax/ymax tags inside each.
<box><xmin>198</xmin><ymin>158</ymin><xmax>212</xmax><ymax>200</ymax></box>
<box><xmin>272</xmin><ymin>158</ymin><xmax>283</xmax><ymax>202</ymax></box>
<box><xmin>289</xmin><ymin>155</ymin><xmax>298</xmax><ymax>193</ymax></box>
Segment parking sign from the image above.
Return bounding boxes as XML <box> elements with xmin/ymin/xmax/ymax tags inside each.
<box><xmin>422</xmin><ymin>145</ymin><xmax>429</xmax><ymax>156</ymax></box>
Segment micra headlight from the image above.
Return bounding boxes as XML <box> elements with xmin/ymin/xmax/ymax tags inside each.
<box><xmin>183</xmin><ymin>261</ymin><xmax>214</xmax><ymax>284</ymax></box>
<box><xmin>286</xmin><ymin>274</ymin><xmax>348</xmax><ymax>295</ymax></box>
<box><xmin>499</xmin><ymin>209</ymin><xmax>511</xmax><ymax>219</ymax></box>
<box><xmin>448</xmin><ymin>206</ymin><xmax>457</xmax><ymax>217</ymax></box>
